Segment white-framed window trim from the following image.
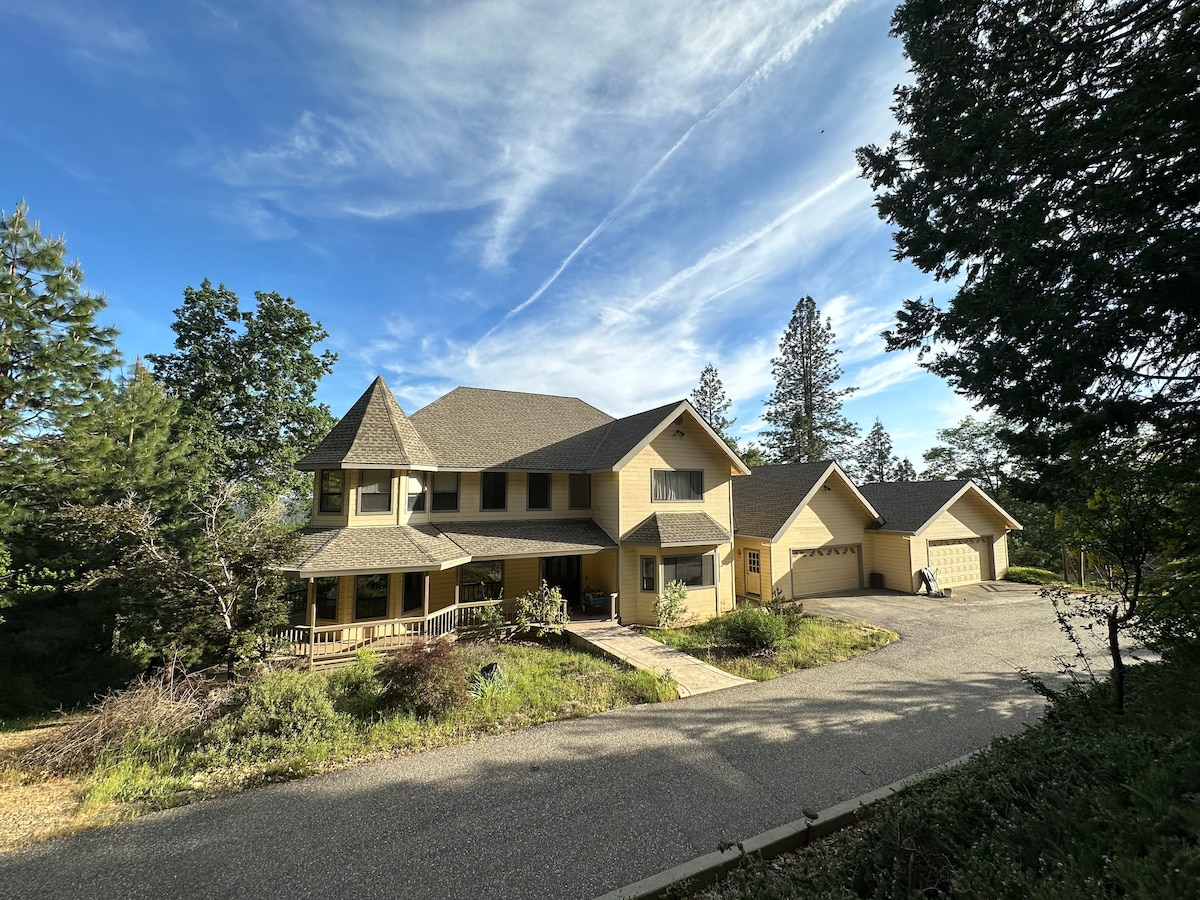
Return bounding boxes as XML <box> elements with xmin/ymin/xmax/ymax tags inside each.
<box><xmin>651</xmin><ymin>469</ymin><xmax>704</xmax><ymax>502</ymax></box>
<box><xmin>357</xmin><ymin>469</ymin><xmax>393</xmax><ymax>515</ymax></box>
<box><xmin>663</xmin><ymin>552</ymin><xmax>715</xmax><ymax>588</ymax></box>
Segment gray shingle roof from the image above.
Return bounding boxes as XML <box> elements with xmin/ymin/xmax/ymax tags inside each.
<box><xmin>732</xmin><ymin>462</ymin><xmax>835</xmax><ymax>538</ymax></box>
<box><xmin>409</xmin><ymin>386</ymin><xmax>615</xmax><ymax>470</ymax></box>
<box><xmin>296</xmin><ymin>376</ymin><xmax>437</xmax><ymax>471</ymax></box>
<box><xmin>622</xmin><ymin>512</ymin><xmax>733</xmax><ymax>547</ymax></box>
<box><xmin>582</xmin><ymin>401</ymin><xmax>684</xmax><ymax>471</ymax></box>
<box><xmin>858</xmin><ymin>480</ymin><xmax>972</xmax><ymax>533</ymax></box>
<box><xmin>285</xmin><ymin>523</ymin><xmax>470</xmax><ymax>574</ymax></box>
<box><xmin>435</xmin><ymin>519</ymin><xmax>617</xmax><ymax>558</ymax></box>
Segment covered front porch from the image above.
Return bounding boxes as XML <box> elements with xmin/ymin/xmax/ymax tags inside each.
<box><xmin>280</xmin><ymin>519</ymin><xmax>619</xmax><ymax>667</ymax></box>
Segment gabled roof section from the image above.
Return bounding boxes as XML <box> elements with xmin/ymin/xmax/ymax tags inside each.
<box><xmin>623</xmin><ymin>512</ymin><xmax>733</xmax><ymax>547</ymax></box>
<box><xmin>732</xmin><ymin>461</ymin><xmax>881</xmax><ymax>541</ymax></box>
<box><xmin>584</xmin><ymin>400</ymin><xmax>751</xmax><ymax>475</ymax></box>
<box><xmin>409</xmin><ymin>386</ymin><xmax>614</xmax><ymax>470</ymax></box>
<box><xmin>859</xmin><ymin>479</ymin><xmax>1022</xmax><ymax>534</ymax></box>
<box><xmin>296</xmin><ymin>376</ymin><xmax>437</xmax><ymax>471</ymax></box>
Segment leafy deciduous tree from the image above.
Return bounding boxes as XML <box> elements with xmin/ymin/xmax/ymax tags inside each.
<box><xmin>762</xmin><ymin>296</ymin><xmax>859</xmax><ymax>464</ymax></box>
<box><xmin>147</xmin><ymin>280</ymin><xmax>337</xmax><ymax>501</ymax></box>
<box><xmin>60</xmin><ymin>483</ymin><xmax>302</xmax><ymax>671</ymax></box>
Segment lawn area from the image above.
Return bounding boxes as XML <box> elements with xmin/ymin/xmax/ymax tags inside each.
<box><xmin>694</xmin><ymin>646</ymin><xmax>1200</xmax><ymax>899</ymax></box>
<box><xmin>0</xmin><ymin>640</ymin><xmax>675</xmax><ymax>850</ymax></box>
<box><xmin>644</xmin><ymin>606</ymin><xmax>896</xmax><ymax>681</ymax></box>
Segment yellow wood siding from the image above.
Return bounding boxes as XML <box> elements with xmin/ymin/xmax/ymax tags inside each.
<box><xmin>618</xmin><ymin>543</ymin><xmax>734</xmax><ymax>626</ymax></box>
<box><xmin>617</xmin><ymin>427</ymin><xmax>736</xmax><ymax>537</ymax></box>
<box><xmin>590</xmin><ymin>471</ymin><xmax>620</xmax><ymax>539</ymax></box>
<box><xmin>503</xmin><ymin>557</ymin><xmax>542</xmax><ymax>599</ymax></box>
<box><xmin>867</xmin><ymin>533</ymin><xmax>919</xmax><ymax>593</ymax></box>
<box><xmin>613</xmin><ymin>424</ymin><xmax>737</xmax><ymax>624</ymax></box>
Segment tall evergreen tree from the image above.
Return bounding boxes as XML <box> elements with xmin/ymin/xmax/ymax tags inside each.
<box><xmin>690</xmin><ymin>363</ymin><xmax>735</xmax><ymax>437</ymax></box>
<box><xmin>893</xmin><ymin>457</ymin><xmax>918</xmax><ymax>481</ymax></box>
<box><xmin>762</xmin><ymin>296</ymin><xmax>858</xmax><ymax>463</ymax></box>
<box><xmin>0</xmin><ymin>363</ymin><xmax>207</xmax><ymax>716</ymax></box>
<box><xmin>0</xmin><ymin>201</ymin><xmax>119</xmax><ymax>511</ymax></box>
<box><xmin>147</xmin><ymin>280</ymin><xmax>337</xmax><ymax>501</ymax></box>
<box><xmin>854</xmin><ymin>418</ymin><xmax>900</xmax><ymax>482</ymax></box>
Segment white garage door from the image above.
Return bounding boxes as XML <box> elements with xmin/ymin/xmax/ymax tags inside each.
<box><xmin>928</xmin><ymin>538</ymin><xmax>989</xmax><ymax>587</ymax></box>
<box><xmin>790</xmin><ymin>545</ymin><xmax>861</xmax><ymax>596</ymax></box>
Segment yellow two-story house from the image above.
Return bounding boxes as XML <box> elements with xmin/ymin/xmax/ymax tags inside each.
<box><xmin>281</xmin><ymin>377</ymin><xmax>750</xmax><ymax>664</ymax></box>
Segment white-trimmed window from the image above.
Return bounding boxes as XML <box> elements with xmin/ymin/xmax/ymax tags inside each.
<box><xmin>652</xmin><ymin>469</ymin><xmax>703</xmax><ymax>502</ymax></box>
<box><xmin>431</xmin><ymin>472</ymin><xmax>459</xmax><ymax>511</ymax></box>
<box><xmin>354</xmin><ymin>574</ymin><xmax>389</xmax><ymax>620</ymax></box>
<box><xmin>319</xmin><ymin>470</ymin><xmax>344</xmax><ymax>513</ymax></box>
<box><xmin>407</xmin><ymin>473</ymin><xmax>426</xmax><ymax>512</ymax></box>
<box><xmin>640</xmin><ymin>556</ymin><xmax>657</xmax><ymax>593</ymax></box>
<box><xmin>358</xmin><ymin>470</ymin><xmax>392</xmax><ymax>514</ymax></box>
<box><xmin>663</xmin><ymin>553</ymin><xmax>715</xmax><ymax>588</ymax></box>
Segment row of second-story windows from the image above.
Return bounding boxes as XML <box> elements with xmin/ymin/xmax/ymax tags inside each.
<box><xmin>319</xmin><ymin>470</ymin><xmax>593</xmax><ymax>515</ymax></box>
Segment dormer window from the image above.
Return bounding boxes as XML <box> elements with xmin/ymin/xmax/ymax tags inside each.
<box><xmin>319</xmin><ymin>470</ymin><xmax>345</xmax><ymax>513</ymax></box>
<box><xmin>358</xmin><ymin>470</ymin><xmax>392</xmax><ymax>514</ymax></box>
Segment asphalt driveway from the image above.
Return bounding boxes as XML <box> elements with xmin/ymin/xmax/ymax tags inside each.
<box><xmin>0</xmin><ymin>584</ymin><xmax>1075</xmax><ymax>900</ymax></box>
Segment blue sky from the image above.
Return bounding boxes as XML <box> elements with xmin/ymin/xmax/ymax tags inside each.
<box><xmin>5</xmin><ymin>0</ymin><xmax>981</xmax><ymax>465</ymax></box>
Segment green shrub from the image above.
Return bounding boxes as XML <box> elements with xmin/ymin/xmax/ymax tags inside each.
<box><xmin>202</xmin><ymin>668</ymin><xmax>346</xmax><ymax>763</ymax></box>
<box><xmin>376</xmin><ymin>639</ymin><xmax>469</xmax><ymax>718</ymax></box>
<box><xmin>1006</xmin><ymin>565</ymin><xmax>1060</xmax><ymax>584</ymax></box>
<box><xmin>325</xmin><ymin>650</ymin><xmax>381</xmax><ymax>719</ymax></box>
<box><xmin>473</xmin><ymin>602</ymin><xmax>507</xmax><ymax>636</ymax></box>
<box><xmin>723</xmin><ymin>607</ymin><xmax>787</xmax><ymax>652</ymax></box>
<box><xmin>515</xmin><ymin>580</ymin><xmax>566</xmax><ymax>635</ymax></box>
<box><xmin>654</xmin><ymin>579</ymin><xmax>689</xmax><ymax>628</ymax></box>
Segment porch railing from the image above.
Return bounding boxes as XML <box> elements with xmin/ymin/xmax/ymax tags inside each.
<box><xmin>275</xmin><ymin>598</ymin><xmax>506</xmax><ymax>666</ymax></box>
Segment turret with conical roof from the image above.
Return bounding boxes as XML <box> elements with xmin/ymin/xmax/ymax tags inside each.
<box><xmin>296</xmin><ymin>376</ymin><xmax>437</xmax><ymax>470</ymax></box>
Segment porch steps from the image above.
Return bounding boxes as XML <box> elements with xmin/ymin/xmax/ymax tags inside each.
<box><xmin>564</xmin><ymin>621</ymin><xmax>754</xmax><ymax>698</ymax></box>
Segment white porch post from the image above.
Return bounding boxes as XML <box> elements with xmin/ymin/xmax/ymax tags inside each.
<box><xmin>307</xmin><ymin>577</ymin><xmax>316</xmax><ymax>669</ymax></box>
<box><xmin>423</xmin><ymin>572</ymin><xmax>430</xmax><ymax>617</ymax></box>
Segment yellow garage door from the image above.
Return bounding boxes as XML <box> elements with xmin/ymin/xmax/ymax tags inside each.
<box><xmin>790</xmin><ymin>545</ymin><xmax>861</xmax><ymax>596</ymax></box>
<box><xmin>928</xmin><ymin>538</ymin><xmax>990</xmax><ymax>587</ymax></box>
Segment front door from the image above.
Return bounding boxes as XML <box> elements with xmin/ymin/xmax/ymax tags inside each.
<box><xmin>745</xmin><ymin>549</ymin><xmax>762</xmax><ymax>597</ymax></box>
<box><xmin>542</xmin><ymin>555</ymin><xmax>582</xmax><ymax>608</ymax></box>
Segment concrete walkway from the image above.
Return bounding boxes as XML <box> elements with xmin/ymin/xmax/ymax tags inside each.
<box><xmin>0</xmin><ymin>585</ymin><xmax>1073</xmax><ymax>900</ymax></box>
<box><xmin>565</xmin><ymin>620</ymin><xmax>754</xmax><ymax>696</ymax></box>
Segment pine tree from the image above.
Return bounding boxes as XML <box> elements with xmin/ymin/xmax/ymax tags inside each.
<box><xmin>0</xmin><ymin>201</ymin><xmax>119</xmax><ymax>496</ymax></box>
<box><xmin>762</xmin><ymin>297</ymin><xmax>858</xmax><ymax>463</ymax></box>
<box><xmin>893</xmin><ymin>457</ymin><xmax>918</xmax><ymax>481</ymax></box>
<box><xmin>690</xmin><ymin>363</ymin><xmax>735</xmax><ymax>437</ymax></box>
<box><xmin>147</xmin><ymin>280</ymin><xmax>337</xmax><ymax>501</ymax></box>
<box><xmin>854</xmin><ymin>418</ymin><xmax>899</xmax><ymax>482</ymax></box>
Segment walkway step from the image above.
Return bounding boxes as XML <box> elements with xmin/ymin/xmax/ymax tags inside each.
<box><xmin>565</xmin><ymin>621</ymin><xmax>754</xmax><ymax>697</ymax></box>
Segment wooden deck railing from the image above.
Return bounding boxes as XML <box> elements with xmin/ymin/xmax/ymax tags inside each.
<box><xmin>275</xmin><ymin>598</ymin><xmax>509</xmax><ymax>666</ymax></box>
